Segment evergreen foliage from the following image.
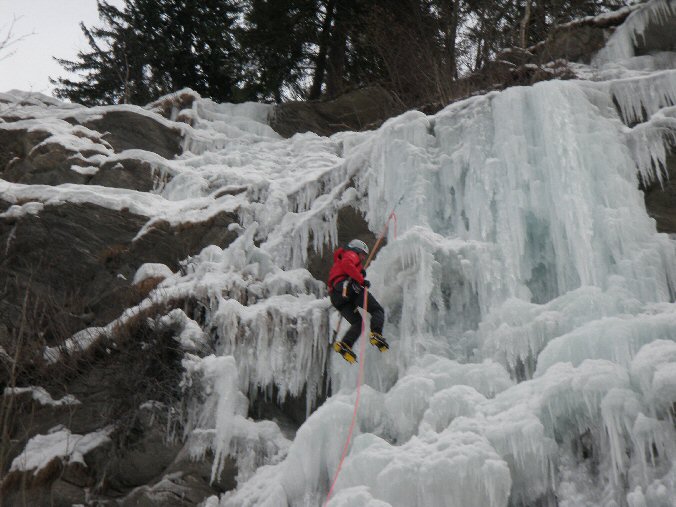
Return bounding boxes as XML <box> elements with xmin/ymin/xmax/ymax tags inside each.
<box><xmin>52</xmin><ymin>0</ymin><xmax>247</xmax><ymax>106</ymax></box>
<box><xmin>52</xmin><ymin>2</ymin><xmax>151</xmax><ymax>106</ymax></box>
<box><xmin>240</xmin><ymin>0</ymin><xmax>320</xmax><ymax>102</ymax></box>
<box><xmin>127</xmin><ymin>0</ymin><xmax>245</xmax><ymax>101</ymax></box>
<box><xmin>52</xmin><ymin>0</ymin><xmax>630</xmax><ymax>107</ymax></box>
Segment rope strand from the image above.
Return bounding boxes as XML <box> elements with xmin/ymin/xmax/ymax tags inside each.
<box><xmin>324</xmin><ymin>289</ymin><xmax>369</xmax><ymax>506</ymax></box>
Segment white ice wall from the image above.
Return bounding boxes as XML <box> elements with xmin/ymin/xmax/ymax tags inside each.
<box><xmin>210</xmin><ymin>2</ymin><xmax>676</xmax><ymax>506</ymax></box>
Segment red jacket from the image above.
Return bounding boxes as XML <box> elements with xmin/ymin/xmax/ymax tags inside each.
<box><xmin>327</xmin><ymin>248</ymin><xmax>365</xmax><ymax>289</ymax></box>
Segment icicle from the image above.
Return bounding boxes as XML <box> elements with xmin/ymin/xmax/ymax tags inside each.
<box><xmin>593</xmin><ymin>0</ymin><xmax>676</xmax><ymax>66</ymax></box>
<box><xmin>608</xmin><ymin>70</ymin><xmax>676</xmax><ymax>126</ymax></box>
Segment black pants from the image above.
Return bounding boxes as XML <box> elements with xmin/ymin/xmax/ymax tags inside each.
<box><xmin>330</xmin><ymin>280</ymin><xmax>385</xmax><ymax>348</ymax></box>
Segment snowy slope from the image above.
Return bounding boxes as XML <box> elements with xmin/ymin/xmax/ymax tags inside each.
<box><xmin>3</xmin><ymin>1</ymin><xmax>676</xmax><ymax>506</ymax></box>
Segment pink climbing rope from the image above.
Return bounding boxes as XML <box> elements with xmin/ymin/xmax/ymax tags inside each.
<box><xmin>324</xmin><ymin>211</ymin><xmax>398</xmax><ymax>506</ymax></box>
<box><xmin>323</xmin><ymin>289</ymin><xmax>369</xmax><ymax>506</ymax></box>
<box><xmin>390</xmin><ymin>211</ymin><xmax>398</xmax><ymax>239</ymax></box>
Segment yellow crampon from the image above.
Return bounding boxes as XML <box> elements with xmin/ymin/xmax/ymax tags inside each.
<box><xmin>369</xmin><ymin>332</ymin><xmax>389</xmax><ymax>352</ymax></box>
<box><xmin>333</xmin><ymin>341</ymin><xmax>357</xmax><ymax>364</ymax></box>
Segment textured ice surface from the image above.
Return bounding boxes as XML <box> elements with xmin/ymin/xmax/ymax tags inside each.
<box><xmin>212</xmin><ymin>3</ymin><xmax>676</xmax><ymax>505</ymax></box>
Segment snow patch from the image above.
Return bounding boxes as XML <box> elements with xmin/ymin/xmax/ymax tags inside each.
<box><xmin>10</xmin><ymin>426</ymin><xmax>112</xmax><ymax>474</ymax></box>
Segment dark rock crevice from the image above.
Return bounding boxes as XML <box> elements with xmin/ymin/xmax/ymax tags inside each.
<box><xmin>306</xmin><ymin>205</ymin><xmax>380</xmax><ymax>284</ymax></box>
<box><xmin>643</xmin><ymin>146</ymin><xmax>676</xmax><ymax>234</ymax></box>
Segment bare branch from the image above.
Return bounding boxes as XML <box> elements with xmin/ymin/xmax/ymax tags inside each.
<box><xmin>0</xmin><ymin>16</ymin><xmax>35</xmax><ymax>63</ymax></box>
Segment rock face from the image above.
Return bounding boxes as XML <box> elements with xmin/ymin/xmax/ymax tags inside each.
<box><xmin>270</xmin><ymin>86</ymin><xmax>404</xmax><ymax>138</ymax></box>
<box><xmin>634</xmin><ymin>13</ymin><xmax>676</xmax><ymax>55</ymax></box>
<box><xmin>91</xmin><ymin>156</ymin><xmax>167</xmax><ymax>192</ymax></box>
<box><xmin>0</xmin><ymin>127</ymin><xmax>91</xmax><ymax>185</ymax></box>
<box><xmin>0</xmin><ymin>98</ymin><xmax>241</xmax><ymax>506</ymax></box>
<box><xmin>0</xmin><ymin>202</ymin><xmax>238</xmax><ymax>340</ymax></box>
<box><xmin>524</xmin><ymin>10</ymin><xmax>631</xmax><ymax>65</ymax></box>
<box><xmin>0</xmin><ymin>199</ymin><xmax>240</xmax><ymax>506</ymax></box>
<box><xmin>0</xmin><ymin>319</ymin><xmax>235</xmax><ymax>507</ymax></box>
<box><xmin>79</xmin><ymin>109</ymin><xmax>183</xmax><ymax>159</ymax></box>
<box><xmin>0</xmin><ymin>105</ymin><xmax>182</xmax><ymax>190</ymax></box>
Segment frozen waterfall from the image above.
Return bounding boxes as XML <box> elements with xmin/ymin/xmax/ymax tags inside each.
<box><xmin>183</xmin><ymin>2</ymin><xmax>676</xmax><ymax>506</ymax></box>
<box><xmin>174</xmin><ymin>3</ymin><xmax>676</xmax><ymax>507</ymax></box>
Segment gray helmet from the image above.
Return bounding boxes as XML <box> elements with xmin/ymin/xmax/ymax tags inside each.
<box><xmin>347</xmin><ymin>239</ymin><xmax>369</xmax><ymax>256</ymax></box>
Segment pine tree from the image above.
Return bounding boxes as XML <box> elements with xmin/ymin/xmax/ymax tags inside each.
<box><xmin>239</xmin><ymin>0</ymin><xmax>323</xmax><ymax>102</ymax></box>
<box><xmin>126</xmin><ymin>0</ymin><xmax>247</xmax><ymax>102</ymax></box>
<box><xmin>52</xmin><ymin>0</ymin><xmax>249</xmax><ymax>105</ymax></box>
<box><xmin>51</xmin><ymin>1</ymin><xmax>152</xmax><ymax>106</ymax></box>
<box><xmin>52</xmin><ymin>0</ymin><xmax>631</xmax><ymax>107</ymax></box>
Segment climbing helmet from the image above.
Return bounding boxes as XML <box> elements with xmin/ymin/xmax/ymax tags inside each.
<box><xmin>347</xmin><ymin>239</ymin><xmax>369</xmax><ymax>256</ymax></box>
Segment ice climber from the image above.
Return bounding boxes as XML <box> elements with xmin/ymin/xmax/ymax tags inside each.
<box><xmin>328</xmin><ymin>239</ymin><xmax>388</xmax><ymax>363</ymax></box>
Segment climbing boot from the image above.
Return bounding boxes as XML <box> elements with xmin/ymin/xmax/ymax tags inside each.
<box><xmin>333</xmin><ymin>341</ymin><xmax>357</xmax><ymax>364</ymax></box>
<box><xmin>369</xmin><ymin>332</ymin><xmax>389</xmax><ymax>352</ymax></box>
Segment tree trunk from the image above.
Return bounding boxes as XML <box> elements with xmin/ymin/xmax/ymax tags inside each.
<box><xmin>325</xmin><ymin>0</ymin><xmax>352</xmax><ymax>99</ymax></box>
<box><xmin>443</xmin><ymin>1</ymin><xmax>460</xmax><ymax>80</ymax></box>
<box><xmin>532</xmin><ymin>0</ymin><xmax>547</xmax><ymax>45</ymax></box>
<box><xmin>309</xmin><ymin>0</ymin><xmax>337</xmax><ymax>100</ymax></box>
<box><xmin>520</xmin><ymin>0</ymin><xmax>532</xmax><ymax>49</ymax></box>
